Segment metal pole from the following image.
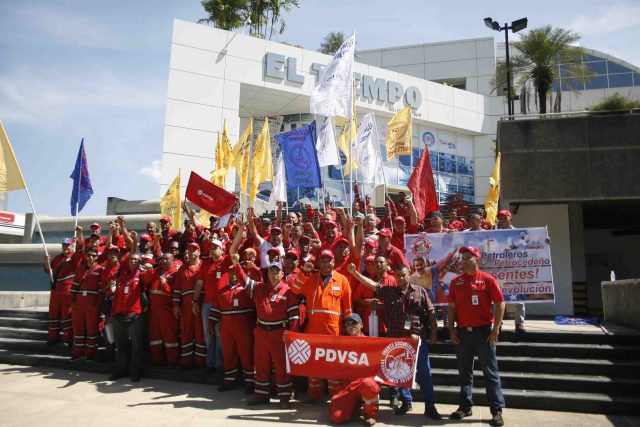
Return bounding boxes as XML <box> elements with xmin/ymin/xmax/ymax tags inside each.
<box><xmin>25</xmin><ymin>184</ymin><xmax>53</xmax><ymax>283</ymax></box>
<box><xmin>504</xmin><ymin>23</ymin><xmax>513</xmax><ymax>118</ymax></box>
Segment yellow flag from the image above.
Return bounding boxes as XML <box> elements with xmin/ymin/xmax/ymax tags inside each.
<box><xmin>0</xmin><ymin>121</ymin><xmax>26</xmax><ymax>193</ymax></box>
<box><xmin>337</xmin><ymin>118</ymin><xmax>358</xmax><ymax>176</ymax></box>
<box><xmin>484</xmin><ymin>152</ymin><xmax>501</xmax><ymax>226</ymax></box>
<box><xmin>212</xmin><ymin>120</ymin><xmax>234</xmax><ymax>187</ymax></box>
<box><xmin>385</xmin><ymin>106</ymin><xmax>412</xmax><ymax>160</ymax></box>
<box><xmin>160</xmin><ymin>171</ymin><xmax>181</xmax><ymax>230</ymax></box>
<box><xmin>249</xmin><ymin>118</ymin><xmax>272</xmax><ymax>203</ymax></box>
<box><xmin>232</xmin><ymin>118</ymin><xmax>253</xmax><ymax>195</ymax></box>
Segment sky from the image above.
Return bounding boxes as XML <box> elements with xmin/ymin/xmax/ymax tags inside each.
<box><xmin>1</xmin><ymin>0</ymin><xmax>638</xmax><ymax>217</ymax></box>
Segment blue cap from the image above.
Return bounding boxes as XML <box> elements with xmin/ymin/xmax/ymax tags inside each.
<box><xmin>62</xmin><ymin>238</ymin><xmax>74</xmax><ymax>245</ymax></box>
<box><xmin>268</xmin><ymin>261</ymin><xmax>283</xmax><ymax>270</ymax></box>
<box><xmin>345</xmin><ymin>313</ymin><xmax>362</xmax><ymax>324</ymax></box>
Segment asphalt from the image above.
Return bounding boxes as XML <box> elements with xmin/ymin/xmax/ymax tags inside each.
<box><xmin>1</xmin><ymin>364</ymin><xmax>638</xmax><ymax>427</ymax></box>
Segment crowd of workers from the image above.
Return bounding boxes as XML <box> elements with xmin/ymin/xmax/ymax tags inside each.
<box><xmin>44</xmin><ymin>191</ymin><xmax>510</xmax><ymax>426</ymax></box>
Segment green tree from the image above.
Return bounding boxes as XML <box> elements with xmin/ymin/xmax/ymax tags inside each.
<box><xmin>199</xmin><ymin>0</ymin><xmax>247</xmax><ymax>30</ymax></box>
<box><xmin>319</xmin><ymin>31</ymin><xmax>345</xmax><ymax>55</ymax></box>
<box><xmin>495</xmin><ymin>26</ymin><xmax>591</xmax><ymax>114</ymax></box>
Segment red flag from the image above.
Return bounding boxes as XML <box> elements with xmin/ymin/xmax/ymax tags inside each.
<box><xmin>185</xmin><ymin>172</ymin><xmax>238</xmax><ymax>216</ymax></box>
<box><xmin>285</xmin><ymin>331</ymin><xmax>418</xmax><ymax>387</ymax></box>
<box><xmin>408</xmin><ymin>147</ymin><xmax>438</xmax><ymax>222</ymax></box>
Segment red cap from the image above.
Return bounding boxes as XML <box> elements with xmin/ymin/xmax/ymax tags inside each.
<box><xmin>141</xmin><ymin>253</ymin><xmax>156</xmax><ymax>264</ymax></box>
<box><xmin>332</xmin><ymin>237</ymin><xmax>349</xmax><ymax>248</ymax></box>
<box><xmin>459</xmin><ymin>246</ymin><xmax>481</xmax><ymax>259</ymax></box>
<box><xmin>186</xmin><ymin>242</ymin><xmax>200</xmax><ymax>251</ymax></box>
<box><xmin>365</xmin><ymin>255</ymin><xmax>376</xmax><ymax>262</ymax></box>
<box><xmin>299</xmin><ymin>236</ymin><xmax>311</xmax><ymax>245</ymax></box>
<box><xmin>379</xmin><ymin>228</ymin><xmax>392</xmax><ymax>237</ymax></box>
<box><xmin>319</xmin><ymin>249</ymin><xmax>334</xmax><ymax>260</ymax></box>
<box><xmin>270</xmin><ymin>226</ymin><xmax>282</xmax><ymax>234</ymax></box>
<box><xmin>285</xmin><ymin>250</ymin><xmax>299</xmax><ymax>259</ymax></box>
<box><xmin>364</xmin><ymin>238</ymin><xmax>378</xmax><ymax>248</ymax></box>
<box><xmin>160</xmin><ymin>216</ymin><xmax>171</xmax><ymax>223</ymax></box>
<box><xmin>107</xmin><ymin>245</ymin><xmax>120</xmax><ymax>253</ymax></box>
<box><xmin>267</xmin><ymin>247</ymin><xmax>282</xmax><ymax>255</ymax></box>
<box><xmin>90</xmin><ymin>223</ymin><xmax>101</xmax><ymax>229</ymax></box>
<box><xmin>324</xmin><ymin>220</ymin><xmax>337</xmax><ymax>228</ymax></box>
<box><xmin>498</xmin><ymin>210</ymin><xmax>512</xmax><ymax>218</ymax></box>
<box><xmin>139</xmin><ymin>233</ymin><xmax>152</xmax><ymax>242</ymax></box>
<box><xmin>394</xmin><ymin>216</ymin><xmax>406</xmax><ymax>223</ymax></box>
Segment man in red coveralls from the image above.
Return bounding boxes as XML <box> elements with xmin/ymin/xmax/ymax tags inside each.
<box><xmin>145</xmin><ymin>253</ymin><xmax>179</xmax><ymax>366</ymax></box>
<box><xmin>44</xmin><ymin>238</ymin><xmax>83</xmax><ymax>345</ymax></box>
<box><xmin>208</xmin><ymin>264</ymin><xmax>256</xmax><ymax>393</ymax></box>
<box><xmin>173</xmin><ymin>242</ymin><xmax>206</xmax><ymax>369</ymax></box>
<box><xmin>231</xmin><ymin>227</ymin><xmax>301</xmax><ymax>409</ymax></box>
<box><xmin>329</xmin><ymin>313</ymin><xmax>382</xmax><ymax>426</ymax></box>
<box><xmin>70</xmin><ymin>246</ymin><xmax>104</xmax><ymax>360</ymax></box>
<box><xmin>109</xmin><ymin>253</ymin><xmax>147</xmax><ymax>382</ymax></box>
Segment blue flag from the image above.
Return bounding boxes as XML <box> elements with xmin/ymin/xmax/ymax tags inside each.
<box><xmin>275</xmin><ymin>122</ymin><xmax>322</xmax><ymax>190</ymax></box>
<box><xmin>70</xmin><ymin>138</ymin><xmax>94</xmax><ymax>215</ymax></box>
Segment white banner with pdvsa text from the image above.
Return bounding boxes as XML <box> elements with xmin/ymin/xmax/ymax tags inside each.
<box><xmin>405</xmin><ymin>227</ymin><xmax>554</xmax><ymax>305</ymax></box>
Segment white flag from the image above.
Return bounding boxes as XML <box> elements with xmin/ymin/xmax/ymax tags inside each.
<box><xmin>268</xmin><ymin>154</ymin><xmax>287</xmax><ymax>209</ymax></box>
<box><xmin>353</xmin><ymin>113</ymin><xmax>381</xmax><ymax>182</ymax></box>
<box><xmin>316</xmin><ymin>116</ymin><xmax>340</xmax><ymax>167</ymax></box>
<box><xmin>310</xmin><ymin>32</ymin><xmax>356</xmax><ymax>118</ymax></box>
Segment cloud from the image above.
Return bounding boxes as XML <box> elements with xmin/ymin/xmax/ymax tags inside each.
<box><xmin>138</xmin><ymin>160</ymin><xmax>162</xmax><ymax>183</ymax></box>
<box><xmin>10</xmin><ymin>4</ymin><xmax>123</xmax><ymax>49</ymax></box>
<box><xmin>566</xmin><ymin>4</ymin><xmax>640</xmax><ymax>37</ymax></box>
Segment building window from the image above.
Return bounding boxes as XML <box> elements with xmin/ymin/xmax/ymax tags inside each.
<box><xmin>608</xmin><ymin>73</ymin><xmax>633</xmax><ymax>88</ymax></box>
<box><xmin>584</xmin><ymin>75</ymin><xmax>608</xmax><ymax>90</ymax></box>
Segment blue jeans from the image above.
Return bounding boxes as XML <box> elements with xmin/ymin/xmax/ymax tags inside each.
<box><xmin>455</xmin><ymin>326</ymin><xmax>505</xmax><ymax>415</ymax></box>
<box><xmin>202</xmin><ymin>302</ymin><xmax>222</xmax><ymax>369</ymax></box>
<box><xmin>389</xmin><ymin>340</ymin><xmax>436</xmax><ymax>405</ymax></box>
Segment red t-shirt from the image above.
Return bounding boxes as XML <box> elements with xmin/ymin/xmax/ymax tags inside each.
<box><xmin>448</xmin><ymin>270</ymin><xmax>504</xmax><ymax>327</ymax></box>
<box><xmin>196</xmin><ymin>255</ymin><xmax>233</xmax><ymax>304</ymax></box>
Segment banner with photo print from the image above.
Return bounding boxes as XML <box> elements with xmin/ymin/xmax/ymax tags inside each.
<box><xmin>405</xmin><ymin>227</ymin><xmax>554</xmax><ymax>305</ymax></box>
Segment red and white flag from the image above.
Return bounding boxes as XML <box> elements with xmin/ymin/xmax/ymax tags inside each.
<box><xmin>185</xmin><ymin>171</ymin><xmax>238</xmax><ymax>216</ymax></box>
<box><xmin>285</xmin><ymin>331</ymin><xmax>418</xmax><ymax>387</ymax></box>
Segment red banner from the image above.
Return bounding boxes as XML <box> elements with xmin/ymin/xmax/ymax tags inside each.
<box><xmin>185</xmin><ymin>171</ymin><xmax>238</xmax><ymax>217</ymax></box>
<box><xmin>284</xmin><ymin>331</ymin><xmax>418</xmax><ymax>387</ymax></box>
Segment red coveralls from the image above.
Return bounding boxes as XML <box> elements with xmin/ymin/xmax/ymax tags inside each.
<box><xmin>146</xmin><ymin>267</ymin><xmax>179</xmax><ymax>365</ymax></box>
<box><xmin>291</xmin><ymin>269</ymin><xmax>352</xmax><ymax>400</ymax></box>
<box><xmin>173</xmin><ymin>261</ymin><xmax>206</xmax><ymax>367</ymax></box>
<box><xmin>46</xmin><ymin>251</ymin><xmax>83</xmax><ymax>343</ymax></box>
<box><xmin>70</xmin><ymin>263</ymin><xmax>105</xmax><ymax>359</ymax></box>
<box><xmin>208</xmin><ymin>272</ymin><xmax>256</xmax><ymax>388</ymax></box>
<box><xmin>236</xmin><ymin>265</ymin><xmax>300</xmax><ymax>402</ymax></box>
<box><xmin>329</xmin><ymin>377</ymin><xmax>381</xmax><ymax>424</ymax></box>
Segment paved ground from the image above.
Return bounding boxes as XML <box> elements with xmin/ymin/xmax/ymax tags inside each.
<box><xmin>1</xmin><ymin>364</ymin><xmax>638</xmax><ymax>427</ymax></box>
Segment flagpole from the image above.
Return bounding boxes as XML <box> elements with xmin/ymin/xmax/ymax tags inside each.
<box><xmin>376</xmin><ymin>135</ymin><xmax>393</xmax><ymax>232</ymax></box>
<box><xmin>26</xmin><ymin>179</ymin><xmax>53</xmax><ymax>284</ymax></box>
<box><xmin>73</xmin><ymin>139</ymin><xmax>83</xmax><ymax>250</ymax></box>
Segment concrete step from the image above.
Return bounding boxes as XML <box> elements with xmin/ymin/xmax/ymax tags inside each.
<box><xmin>429</xmin><ymin>354</ymin><xmax>640</xmax><ymax>377</ymax></box>
<box><xmin>0</xmin><ymin>326</ymin><xmax>48</xmax><ymax>341</ymax></box>
<box><xmin>429</xmin><ymin>341</ymin><xmax>640</xmax><ymax>360</ymax></box>
<box><xmin>0</xmin><ymin>338</ymin><xmax>72</xmax><ymax>356</ymax></box>
<box><xmin>0</xmin><ymin>317</ymin><xmax>48</xmax><ymax>331</ymax></box>
<box><xmin>0</xmin><ymin>308</ymin><xmax>49</xmax><ymax>320</ymax></box>
<box><xmin>431</xmin><ymin>368</ymin><xmax>640</xmax><ymax>394</ymax></box>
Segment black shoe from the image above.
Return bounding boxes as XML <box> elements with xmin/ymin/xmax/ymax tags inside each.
<box><xmin>244</xmin><ymin>386</ymin><xmax>255</xmax><ymax>395</ymax></box>
<box><xmin>394</xmin><ymin>401</ymin><xmax>412</xmax><ymax>415</ymax></box>
<box><xmin>176</xmin><ymin>364</ymin><xmax>189</xmax><ymax>371</ymax></box>
<box><xmin>425</xmin><ymin>404</ymin><xmax>442</xmax><ymax>420</ymax></box>
<box><xmin>70</xmin><ymin>355</ymin><xmax>81</xmax><ymax>361</ymax></box>
<box><xmin>279</xmin><ymin>399</ymin><xmax>291</xmax><ymax>409</ymax></box>
<box><xmin>247</xmin><ymin>397</ymin><xmax>269</xmax><ymax>406</ymax></box>
<box><xmin>217</xmin><ymin>383</ymin><xmax>235</xmax><ymax>392</ymax></box>
<box><xmin>491</xmin><ymin>412</ymin><xmax>504</xmax><ymax>426</ymax></box>
<box><xmin>515</xmin><ymin>324</ymin><xmax>527</xmax><ymax>333</ymax></box>
<box><xmin>389</xmin><ymin>397</ymin><xmax>400</xmax><ymax>409</ymax></box>
<box><xmin>131</xmin><ymin>375</ymin><xmax>141</xmax><ymax>383</ymax></box>
<box><xmin>450</xmin><ymin>407</ymin><xmax>472</xmax><ymax>419</ymax></box>
<box><xmin>46</xmin><ymin>340</ymin><xmax>58</xmax><ymax>346</ymax></box>
<box><xmin>108</xmin><ymin>372</ymin><xmax>127</xmax><ymax>381</ymax></box>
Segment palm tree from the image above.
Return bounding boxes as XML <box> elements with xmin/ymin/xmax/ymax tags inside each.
<box><xmin>495</xmin><ymin>26</ymin><xmax>591</xmax><ymax>114</ymax></box>
<box><xmin>199</xmin><ymin>0</ymin><xmax>247</xmax><ymax>31</ymax></box>
<box><xmin>320</xmin><ymin>31</ymin><xmax>345</xmax><ymax>55</ymax></box>
<box><xmin>266</xmin><ymin>0</ymin><xmax>299</xmax><ymax>40</ymax></box>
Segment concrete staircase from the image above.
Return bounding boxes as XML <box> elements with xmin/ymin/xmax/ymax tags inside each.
<box><xmin>0</xmin><ymin>308</ymin><xmax>639</xmax><ymax>415</ymax></box>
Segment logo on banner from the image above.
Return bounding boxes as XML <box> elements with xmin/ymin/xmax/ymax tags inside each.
<box><xmin>380</xmin><ymin>341</ymin><xmax>416</xmax><ymax>384</ymax></box>
<box><xmin>422</xmin><ymin>131</ymin><xmax>435</xmax><ymax>147</ymax></box>
<box><xmin>290</xmin><ymin>145</ymin><xmax>311</xmax><ymax>168</ymax></box>
<box><xmin>411</xmin><ymin>237</ymin><xmax>432</xmax><ymax>257</ymax></box>
<box><xmin>287</xmin><ymin>339</ymin><xmax>311</xmax><ymax>365</ymax></box>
